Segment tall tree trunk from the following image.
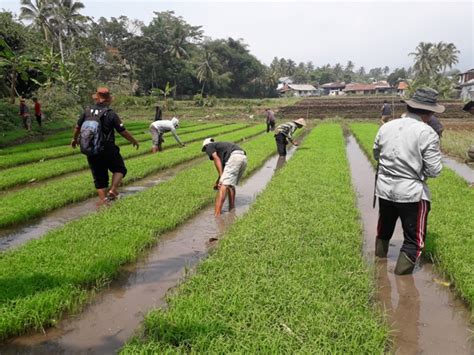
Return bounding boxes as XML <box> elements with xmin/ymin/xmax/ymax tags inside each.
<box><xmin>58</xmin><ymin>33</ymin><xmax>65</xmax><ymax>63</ymax></box>
<box><xmin>10</xmin><ymin>68</ymin><xmax>17</xmax><ymax>104</ymax></box>
<box><xmin>201</xmin><ymin>81</ymin><xmax>205</xmax><ymax>96</ymax></box>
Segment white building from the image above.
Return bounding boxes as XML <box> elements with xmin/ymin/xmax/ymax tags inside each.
<box><xmin>278</xmin><ymin>84</ymin><xmax>319</xmax><ymax>97</ymax></box>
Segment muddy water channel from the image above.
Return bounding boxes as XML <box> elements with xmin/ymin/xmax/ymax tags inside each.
<box><xmin>0</xmin><ymin>158</ymin><xmax>205</xmax><ymax>252</ymax></box>
<box><xmin>2</xmin><ymin>149</ymin><xmax>295</xmax><ymax>354</ymax></box>
<box><xmin>442</xmin><ymin>156</ymin><xmax>474</xmax><ymax>184</ymax></box>
<box><xmin>346</xmin><ymin>135</ymin><xmax>473</xmax><ymax>354</ymax></box>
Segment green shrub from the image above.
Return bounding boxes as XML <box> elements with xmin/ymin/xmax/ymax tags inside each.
<box><xmin>0</xmin><ymin>100</ymin><xmax>20</xmax><ymax>131</ymax></box>
<box><xmin>36</xmin><ymin>85</ymin><xmax>81</xmax><ymax>121</ymax></box>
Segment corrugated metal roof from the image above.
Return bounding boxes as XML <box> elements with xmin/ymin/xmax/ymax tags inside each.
<box><xmin>288</xmin><ymin>84</ymin><xmax>317</xmax><ymax>91</ymax></box>
<box><xmin>343</xmin><ymin>83</ymin><xmax>376</xmax><ymax>91</ymax></box>
<box><xmin>321</xmin><ymin>82</ymin><xmax>346</xmax><ymax>88</ymax></box>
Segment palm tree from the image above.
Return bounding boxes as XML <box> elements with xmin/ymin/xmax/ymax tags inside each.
<box><xmin>196</xmin><ymin>47</ymin><xmax>216</xmax><ymax>95</ymax></box>
<box><xmin>20</xmin><ymin>0</ymin><xmax>53</xmax><ymax>42</ymax></box>
<box><xmin>410</xmin><ymin>42</ymin><xmax>435</xmax><ymax>76</ymax></box>
<box><xmin>441</xmin><ymin>42</ymin><xmax>459</xmax><ymax>73</ymax></box>
<box><xmin>50</xmin><ymin>0</ymin><xmax>88</xmax><ymax>62</ymax></box>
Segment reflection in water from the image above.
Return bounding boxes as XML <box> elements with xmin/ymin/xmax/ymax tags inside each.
<box><xmin>376</xmin><ymin>259</ymin><xmax>420</xmax><ymax>355</ymax></box>
<box><xmin>275</xmin><ymin>156</ymin><xmax>286</xmax><ymax>171</ymax></box>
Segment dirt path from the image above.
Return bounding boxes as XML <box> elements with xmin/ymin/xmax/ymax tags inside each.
<box><xmin>1</xmin><ymin>148</ymin><xmax>296</xmax><ymax>354</ymax></box>
<box><xmin>345</xmin><ymin>134</ymin><xmax>473</xmax><ymax>354</ymax></box>
<box><xmin>442</xmin><ymin>156</ymin><xmax>474</xmax><ymax>184</ymax></box>
<box><xmin>0</xmin><ymin>157</ymin><xmax>205</xmax><ymax>251</ymax></box>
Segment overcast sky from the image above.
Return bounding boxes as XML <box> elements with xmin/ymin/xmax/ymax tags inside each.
<box><xmin>2</xmin><ymin>0</ymin><xmax>473</xmax><ymax>71</ymax></box>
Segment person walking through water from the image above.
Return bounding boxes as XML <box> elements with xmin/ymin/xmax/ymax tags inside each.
<box><xmin>202</xmin><ymin>138</ymin><xmax>247</xmax><ymax>216</ymax></box>
<box><xmin>32</xmin><ymin>97</ymin><xmax>42</xmax><ymax>127</ymax></box>
<box><xmin>71</xmin><ymin>87</ymin><xmax>139</xmax><ymax>205</ymax></box>
<box><xmin>149</xmin><ymin>117</ymin><xmax>185</xmax><ymax>153</ymax></box>
<box><xmin>380</xmin><ymin>100</ymin><xmax>392</xmax><ymax>123</ymax></box>
<box><xmin>19</xmin><ymin>98</ymin><xmax>31</xmax><ymax>131</ymax></box>
<box><xmin>274</xmin><ymin>118</ymin><xmax>306</xmax><ymax>157</ymax></box>
<box><xmin>373</xmin><ymin>87</ymin><xmax>443</xmax><ymax>275</ymax></box>
<box><xmin>462</xmin><ymin>100</ymin><xmax>474</xmax><ymax>162</ymax></box>
<box><xmin>264</xmin><ymin>108</ymin><xmax>276</xmax><ymax>132</ymax></box>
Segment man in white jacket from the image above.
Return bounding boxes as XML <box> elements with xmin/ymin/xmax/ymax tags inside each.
<box><xmin>373</xmin><ymin>87</ymin><xmax>443</xmax><ymax>275</ymax></box>
<box><xmin>149</xmin><ymin>117</ymin><xmax>185</xmax><ymax>153</ymax></box>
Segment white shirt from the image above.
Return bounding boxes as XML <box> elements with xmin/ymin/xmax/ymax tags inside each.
<box><xmin>373</xmin><ymin>112</ymin><xmax>442</xmax><ymax>202</ymax></box>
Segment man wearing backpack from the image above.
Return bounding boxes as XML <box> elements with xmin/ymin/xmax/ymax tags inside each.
<box><xmin>71</xmin><ymin>87</ymin><xmax>139</xmax><ymax>204</ymax></box>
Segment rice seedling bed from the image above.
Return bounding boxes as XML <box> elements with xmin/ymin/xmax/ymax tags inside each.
<box><xmin>349</xmin><ymin>123</ymin><xmax>474</xmax><ymax>311</ymax></box>
<box><xmin>0</xmin><ymin>125</ymin><xmax>264</xmax><ymax>228</ymax></box>
<box><xmin>0</xmin><ymin>121</ymin><xmax>201</xmax><ymax>155</ymax></box>
<box><xmin>0</xmin><ymin>122</ymin><xmax>222</xmax><ymax>169</ymax></box>
<box><xmin>122</xmin><ymin>124</ymin><xmax>388</xmax><ymax>354</ymax></box>
<box><xmin>0</xmin><ymin>123</ymin><xmax>235</xmax><ymax>191</ymax></box>
<box><xmin>0</xmin><ymin>126</ymin><xmax>277</xmax><ymax>340</ymax></box>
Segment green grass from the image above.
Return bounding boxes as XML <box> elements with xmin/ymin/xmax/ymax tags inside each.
<box><xmin>0</xmin><ymin>123</ymin><xmax>233</xmax><ymax>191</ymax></box>
<box><xmin>442</xmin><ymin>129</ymin><xmax>474</xmax><ymax>162</ymax></box>
<box><xmin>0</xmin><ymin>121</ymin><xmax>201</xmax><ymax>155</ymax></box>
<box><xmin>0</xmin><ymin>125</ymin><xmax>264</xmax><ymax>228</ymax></box>
<box><xmin>349</xmin><ymin>122</ymin><xmax>474</xmax><ymax>313</ymax></box>
<box><xmin>0</xmin><ymin>120</ymin><xmax>75</xmax><ymax>147</ymax></box>
<box><xmin>0</xmin><ymin>122</ymin><xmax>222</xmax><ymax>169</ymax></box>
<box><xmin>0</xmin><ymin>127</ymin><xmax>280</xmax><ymax>340</ymax></box>
<box><xmin>122</xmin><ymin>124</ymin><xmax>388</xmax><ymax>354</ymax></box>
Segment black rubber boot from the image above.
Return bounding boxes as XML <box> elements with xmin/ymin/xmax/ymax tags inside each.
<box><xmin>394</xmin><ymin>252</ymin><xmax>415</xmax><ymax>275</ymax></box>
<box><xmin>375</xmin><ymin>238</ymin><xmax>389</xmax><ymax>258</ymax></box>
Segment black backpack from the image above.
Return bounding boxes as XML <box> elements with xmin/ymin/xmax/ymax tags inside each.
<box><xmin>79</xmin><ymin>106</ymin><xmax>111</xmax><ymax>156</ymax></box>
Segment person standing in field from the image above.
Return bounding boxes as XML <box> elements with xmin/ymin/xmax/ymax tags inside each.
<box><xmin>426</xmin><ymin>115</ymin><xmax>444</xmax><ymax>138</ymax></box>
<box><xmin>264</xmin><ymin>108</ymin><xmax>276</xmax><ymax>132</ymax></box>
<box><xmin>71</xmin><ymin>87</ymin><xmax>139</xmax><ymax>204</ymax></box>
<box><xmin>19</xmin><ymin>98</ymin><xmax>31</xmax><ymax>131</ymax></box>
<box><xmin>32</xmin><ymin>97</ymin><xmax>42</xmax><ymax>127</ymax></box>
<box><xmin>274</xmin><ymin>118</ymin><xmax>306</xmax><ymax>157</ymax></box>
<box><xmin>153</xmin><ymin>105</ymin><xmax>162</xmax><ymax>121</ymax></box>
<box><xmin>380</xmin><ymin>100</ymin><xmax>392</xmax><ymax>123</ymax></box>
<box><xmin>202</xmin><ymin>138</ymin><xmax>247</xmax><ymax>216</ymax></box>
<box><xmin>462</xmin><ymin>101</ymin><xmax>474</xmax><ymax>162</ymax></box>
<box><xmin>373</xmin><ymin>87</ymin><xmax>443</xmax><ymax>275</ymax></box>
<box><xmin>149</xmin><ymin>117</ymin><xmax>185</xmax><ymax>153</ymax></box>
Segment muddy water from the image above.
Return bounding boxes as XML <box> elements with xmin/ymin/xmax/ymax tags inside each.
<box><xmin>2</xmin><ymin>148</ymin><xmax>295</xmax><ymax>354</ymax></box>
<box><xmin>345</xmin><ymin>135</ymin><xmax>473</xmax><ymax>354</ymax></box>
<box><xmin>0</xmin><ymin>158</ymin><xmax>205</xmax><ymax>252</ymax></box>
<box><xmin>442</xmin><ymin>156</ymin><xmax>474</xmax><ymax>184</ymax></box>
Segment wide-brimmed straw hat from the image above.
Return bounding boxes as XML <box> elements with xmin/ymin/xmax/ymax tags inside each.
<box><xmin>462</xmin><ymin>101</ymin><xmax>474</xmax><ymax>112</ymax></box>
<box><xmin>202</xmin><ymin>137</ymin><xmax>214</xmax><ymax>151</ymax></box>
<box><xmin>92</xmin><ymin>87</ymin><xmax>112</xmax><ymax>102</ymax></box>
<box><xmin>402</xmin><ymin>87</ymin><xmax>445</xmax><ymax>114</ymax></box>
<box><xmin>293</xmin><ymin>118</ymin><xmax>307</xmax><ymax>127</ymax></box>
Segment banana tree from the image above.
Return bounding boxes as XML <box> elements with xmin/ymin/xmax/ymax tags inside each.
<box><xmin>0</xmin><ymin>39</ymin><xmax>36</xmax><ymax>103</ymax></box>
<box><xmin>151</xmin><ymin>81</ymin><xmax>176</xmax><ymax>110</ymax></box>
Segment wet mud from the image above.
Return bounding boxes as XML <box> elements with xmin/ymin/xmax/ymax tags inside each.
<box><xmin>442</xmin><ymin>156</ymin><xmax>474</xmax><ymax>184</ymax></box>
<box><xmin>0</xmin><ymin>157</ymin><xmax>205</xmax><ymax>252</ymax></box>
<box><xmin>345</xmin><ymin>134</ymin><xmax>473</xmax><ymax>354</ymax></box>
<box><xmin>2</xmin><ymin>148</ymin><xmax>295</xmax><ymax>354</ymax></box>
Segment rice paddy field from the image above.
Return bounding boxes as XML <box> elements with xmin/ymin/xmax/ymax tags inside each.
<box><xmin>0</xmin><ymin>98</ymin><xmax>473</xmax><ymax>354</ymax></box>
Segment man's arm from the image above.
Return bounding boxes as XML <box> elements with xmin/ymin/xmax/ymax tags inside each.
<box><xmin>421</xmin><ymin>130</ymin><xmax>442</xmax><ymax>178</ymax></box>
<box><xmin>212</xmin><ymin>152</ymin><xmax>224</xmax><ymax>188</ymax></box>
<box><xmin>71</xmin><ymin>125</ymin><xmax>81</xmax><ymax>148</ymax></box>
<box><xmin>171</xmin><ymin>128</ymin><xmax>185</xmax><ymax>146</ymax></box>
<box><xmin>119</xmin><ymin>130</ymin><xmax>139</xmax><ymax>149</ymax></box>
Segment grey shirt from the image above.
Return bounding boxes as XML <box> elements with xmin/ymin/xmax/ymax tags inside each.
<box><xmin>373</xmin><ymin>112</ymin><xmax>442</xmax><ymax>202</ymax></box>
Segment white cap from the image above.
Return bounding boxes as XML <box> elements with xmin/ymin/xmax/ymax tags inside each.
<box><xmin>202</xmin><ymin>137</ymin><xmax>214</xmax><ymax>151</ymax></box>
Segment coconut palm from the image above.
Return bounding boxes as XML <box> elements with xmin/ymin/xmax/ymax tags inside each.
<box><xmin>410</xmin><ymin>42</ymin><xmax>435</xmax><ymax>76</ymax></box>
<box><xmin>196</xmin><ymin>47</ymin><xmax>218</xmax><ymax>95</ymax></box>
<box><xmin>19</xmin><ymin>0</ymin><xmax>53</xmax><ymax>42</ymax></box>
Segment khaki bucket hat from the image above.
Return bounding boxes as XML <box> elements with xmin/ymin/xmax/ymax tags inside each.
<box><xmin>402</xmin><ymin>87</ymin><xmax>445</xmax><ymax>114</ymax></box>
<box><xmin>293</xmin><ymin>118</ymin><xmax>307</xmax><ymax>127</ymax></box>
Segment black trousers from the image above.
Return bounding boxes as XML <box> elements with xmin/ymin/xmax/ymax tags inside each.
<box><xmin>266</xmin><ymin>120</ymin><xmax>275</xmax><ymax>133</ymax></box>
<box><xmin>35</xmin><ymin>114</ymin><xmax>42</xmax><ymax>126</ymax></box>
<box><xmin>275</xmin><ymin>132</ymin><xmax>288</xmax><ymax>156</ymax></box>
<box><xmin>87</xmin><ymin>146</ymin><xmax>127</xmax><ymax>189</ymax></box>
<box><xmin>376</xmin><ymin>198</ymin><xmax>430</xmax><ymax>262</ymax></box>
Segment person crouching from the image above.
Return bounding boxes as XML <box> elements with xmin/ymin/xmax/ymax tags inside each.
<box><xmin>202</xmin><ymin>138</ymin><xmax>248</xmax><ymax>216</ymax></box>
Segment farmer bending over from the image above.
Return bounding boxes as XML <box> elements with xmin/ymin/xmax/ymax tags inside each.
<box><xmin>202</xmin><ymin>138</ymin><xmax>247</xmax><ymax>216</ymax></box>
<box><xmin>71</xmin><ymin>87</ymin><xmax>139</xmax><ymax>204</ymax></box>
<box><xmin>274</xmin><ymin>118</ymin><xmax>306</xmax><ymax>157</ymax></box>
<box><xmin>462</xmin><ymin>101</ymin><xmax>474</xmax><ymax>162</ymax></box>
<box><xmin>373</xmin><ymin>87</ymin><xmax>443</xmax><ymax>275</ymax></box>
<box><xmin>149</xmin><ymin>117</ymin><xmax>184</xmax><ymax>153</ymax></box>
<box><xmin>264</xmin><ymin>108</ymin><xmax>276</xmax><ymax>132</ymax></box>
